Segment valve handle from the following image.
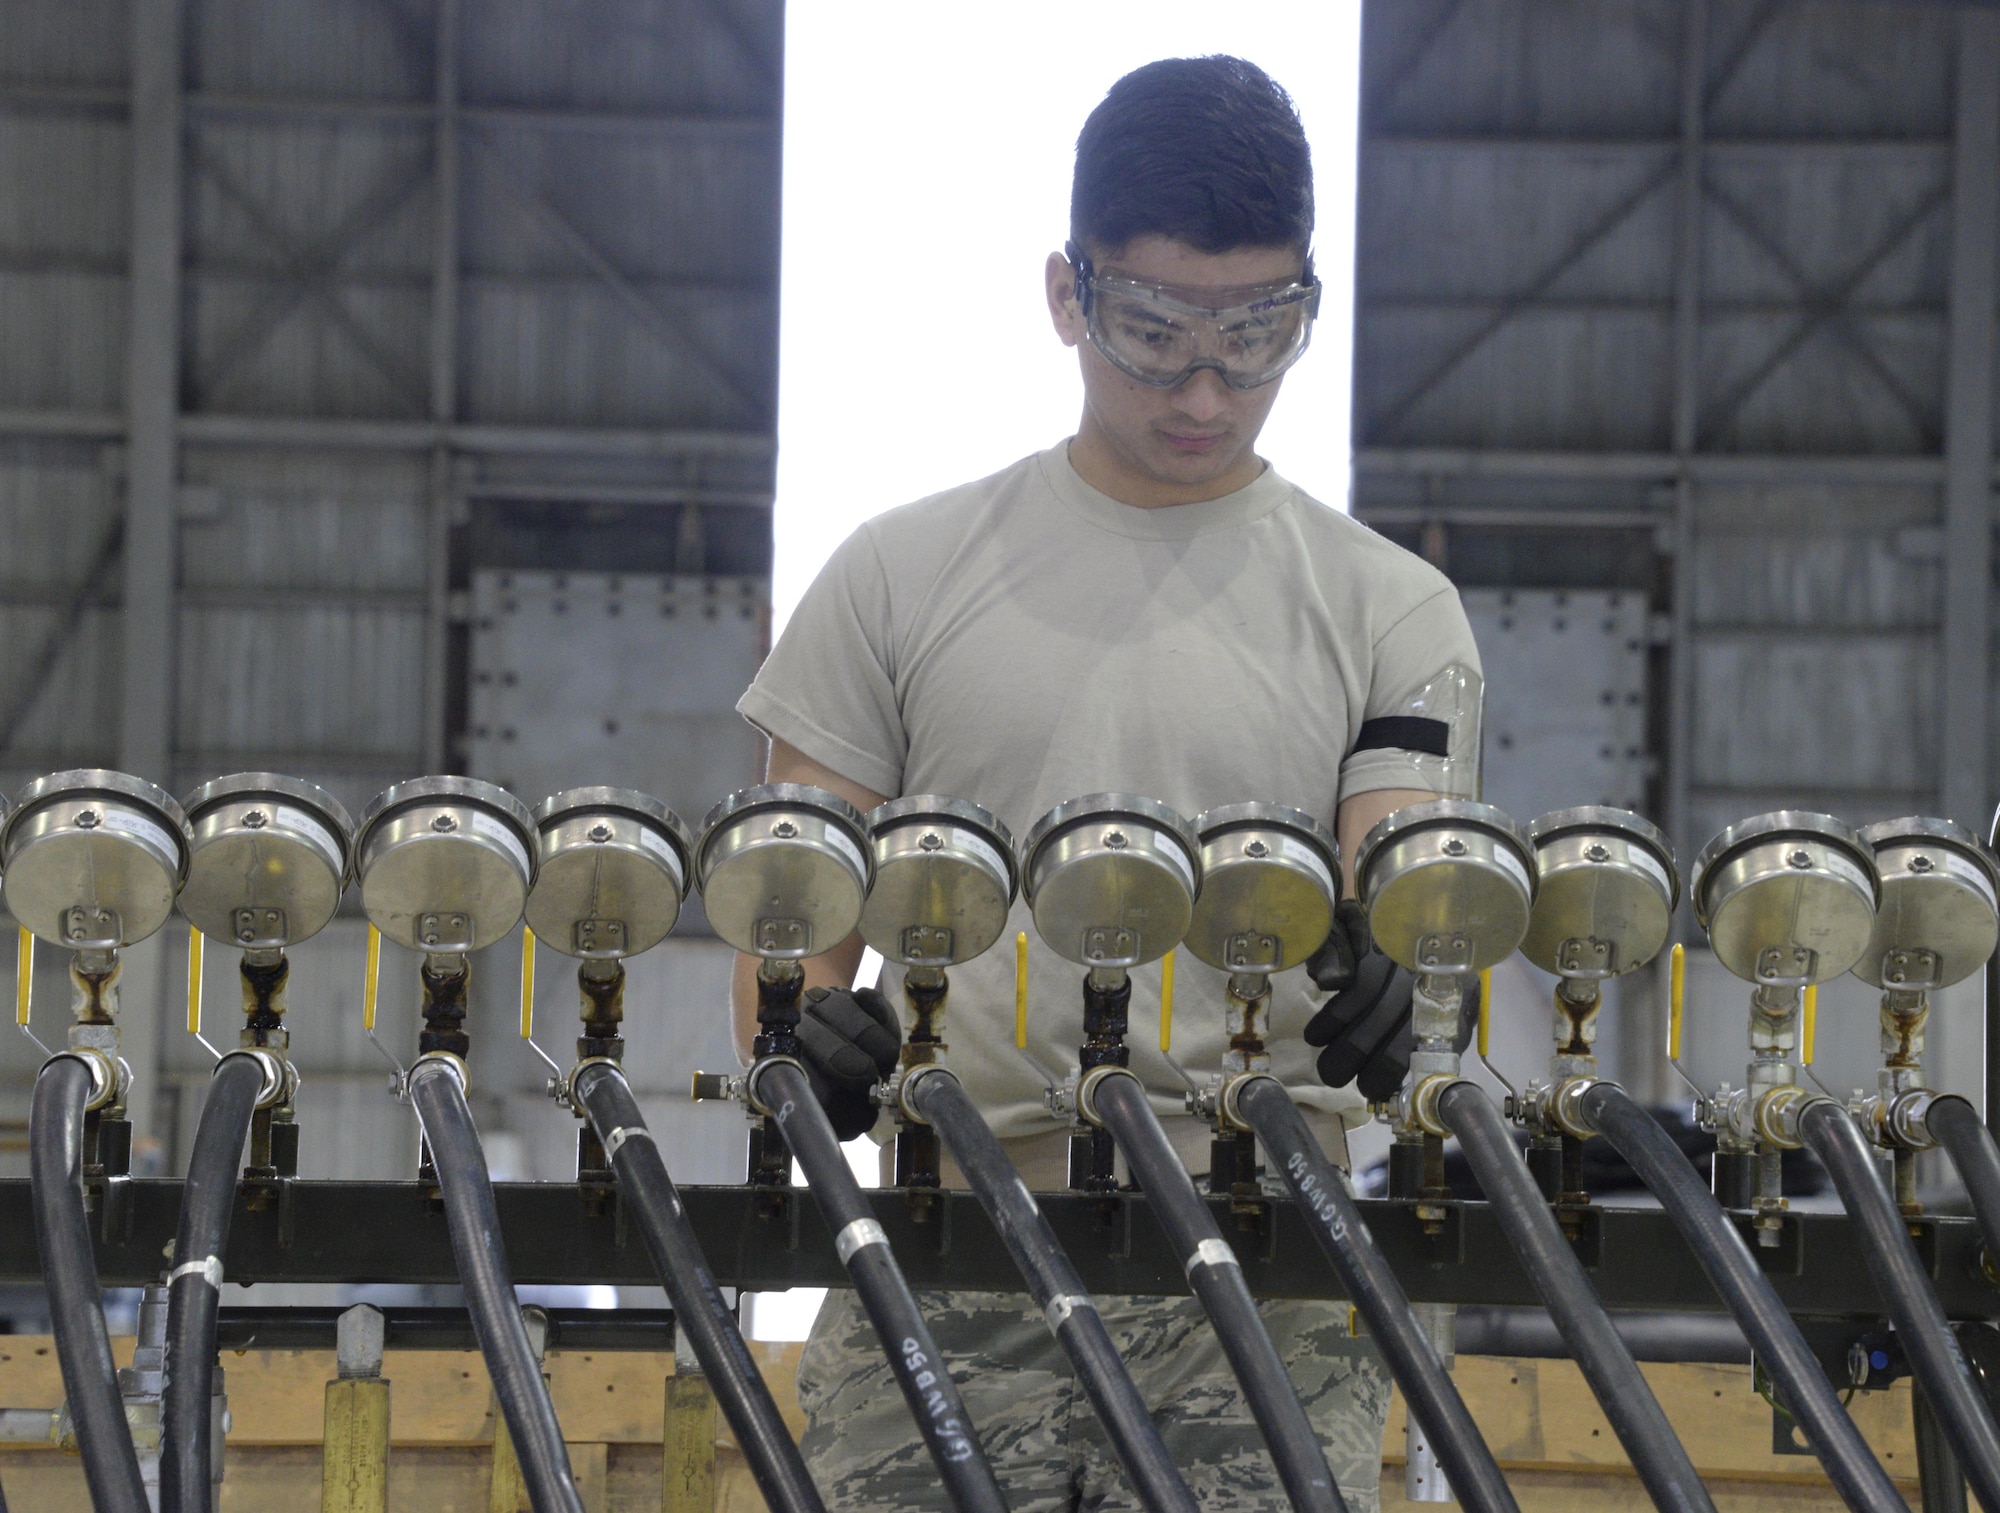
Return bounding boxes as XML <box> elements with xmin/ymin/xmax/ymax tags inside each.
<box><xmin>14</xmin><ymin>927</ymin><xmax>30</xmax><ymax>1029</ymax></box>
<box><xmin>1014</xmin><ymin>931</ymin><xmax>1028</xmax><ymax>1050</ymax></box>
<box><xmin>363</xmin><ymin>922</ymin><xmax>382</xmax><ymax>1032</ymax></box>
<box><xmin>520</xmin><ymin>925</ymin><xmax>537</xmax><ymax>1040</ymax></box>
<box><xmin>186</xmin><ymin>928</ymin><xmax>205</xmax><ymax>1036</ymax></box>
<box><xmin>1159</xmin><ymin>948</ymin><xmax>1176</xmax><ymax>1053</ymax></box>
<box><xmin>1801</xmin><ymin>983</ymin><xmax>1818</xmax><ymax>1067</ymax></box>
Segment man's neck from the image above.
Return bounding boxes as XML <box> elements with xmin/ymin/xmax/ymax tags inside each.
<box><xmin>1066</xmin><ymin>421</ymin><xmax>1266</xmax><ymax>509</ymax></box>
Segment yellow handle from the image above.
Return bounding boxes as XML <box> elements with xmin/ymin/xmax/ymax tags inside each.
<box><xmin>1159</xmin><ymin>949</ymin><xmax>1176</xmax><ymax>1053</ymax></box>
<box><xmin>186</xmin><ymin>928</ymin><xmax>205</xmax><ymax>1035</ymax></box>
<box><xmin>519</xmin><ymin>926</ymin><xmax>537</xmax><ymax>1039</ymax></box>
<box><xmin>15</xmin><ymin>928</ymin><xmax>31</xmax><ymax>1028</ymax></box>
<box><xmin>1669</xmin><ymin>943</ymin><xmax>1685</xmax><ymax>1062</ymax></box>
<box><xmin>1014</xmin><ymin>932</ymin><xmax>1028</xmax><ymax>1050</ymax></box>
<box><xmin>1802</xmin><ymin>984</ymin><xmax>1818</xmax><ymax>1067</ymax></box>
<box><xmin>1477</xmin><ymin>967</ymin><xmax>1492</xmax><ymax>1057</ymax></box>
<box><xmin>363</xmin><ymin>923</ymin><xmax>382</xmax><ymax>1032</ymax></box>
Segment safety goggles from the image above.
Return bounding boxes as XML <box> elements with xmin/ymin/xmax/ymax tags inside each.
<box><xmin>1068</xmin><ymin>243</ymin><xmax>1321</xmax><ymax>390</ymax></box>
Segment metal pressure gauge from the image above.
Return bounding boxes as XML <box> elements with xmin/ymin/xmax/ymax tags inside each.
<box><xmin>1521</xmin><ymin>806</ymin><xmax>1678</xmax><ymax>980</ymax></box>
<box><xmin>1691</xmin><ymin>812</ymin><xmax>1879</xmax><ymax>986</ymax></box>
<box><xmin>1021</xmin><ymin>794</ymin><xmax>1201</xmax><ymax>970</ymax></box>
<box><xmin>1182</xmin><ymin>802</ymin><xmax>1339</xmax><ymax>974</ymax></box>
<box><xmin>526</xmin><ymin>787</ymin><xmax>693</xmax><ymax>959</ymax></box>
<box><xmin>354</xmin><ymin>777</ymin><xmax>537</xmax><ymax>954</ymax></box>
<box><xmin>177</xmin><ymin>773</ymin><xmax>353</xmax><ymax>949</ymax></box>
<box><xmin>858</xmin><ymin>796</ymin><xmax>1017</xmax><ymax>969</ymax></box>
<box><xmin>696</xmin><ymin>784</ymin><xmax>872</xmax><ymax>959</ymax></box>
<box><xmin>1355</xmin><ymin>799</ymin><xmax>1535</xmax><ymax>975</ymax></box>
<box><xmin>1852</xmin><ymin>818</ymin><xmax>1999</xmax><ymax>992</ymax></box>
<box><xmin>1</xmin><ymin>770</ymin><xmax>190</xmax><ymax>949</ymax></box>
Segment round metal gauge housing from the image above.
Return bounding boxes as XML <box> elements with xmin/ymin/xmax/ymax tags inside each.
<box><xmin>858</xmin><ymin>796</ymin><xmax>1017</xmax><ymax>969</ymax></box>
<box><xmin>697</xmin><ymin>785</ymin><xmax>873</xmax><ymax>960</ymax></box>
<box><xmin>1691</xmin><ymin>812</ymin><xmax>1879</xmax><ymax>987</ymax></box>
<box><xmin>1355</xmin><ymin>800</ymin><xmax>1535</xmax><ymax>976</ymax></box>
<box><xmin>1020</xmin><ymin>794</ymin><xmax>1201</xmax><ymax>970</ymax></box>
<box><xmin>1521</xmin><ymin>806</ymin><xmax>1678</xmax><ymax>980</ymax></box>
<box><xmin>526</xmin><ymin>787</ymin><xmax>693</xmax><ymax>959</ymax></box>
<box><xmin>354</xmin><ymin>777</ymin><xmax>537</xmax><ymax>954</ymax></box>
<box><xmin>177</xmin><ymin>773</ymin><xmax>353</xmax><ymax>948</ymax></box>
<box><xmin>1</xmin><ymin>770</ymin><xmax>190</xmax><ymax>949</ymax></box>
<box><xmin>1183</xmin><ymin>802</ymin><xmax>1339</xmax><ymax>974</ymax></box>
<box><xmin>1852</xmin><ymin>817</ymin><xmax>1999</xmax><ymax>991</ymax></box>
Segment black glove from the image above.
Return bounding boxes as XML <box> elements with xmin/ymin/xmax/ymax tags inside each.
<box><xmin>794</xmin><ymin>986</ymin><xmax>902</xmax><ymax>1140</ymax></box>
<box><xmin>1303</xmin><ymin>901</ymin><xmax>1478</xmax><ymax>1104</ymax></box>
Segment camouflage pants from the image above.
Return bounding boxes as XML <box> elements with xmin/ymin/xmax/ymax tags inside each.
<box><xmin>796</xmin><ymin>1288</ymin><xmax>1388</xmax><ymax>1512</ymax></box>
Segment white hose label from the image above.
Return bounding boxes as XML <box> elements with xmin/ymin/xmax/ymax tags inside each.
<box><xmin>90</xmin><ymin>807</ymin><xmax>175</xmax><ymax>858</ymax></box>
<box><xmin>470</xmin><ymin>812</ymin><xmax>533</xmax><ymax>877</ymax></box>
<box><xmin>835</xmin><ymin>1218</ymin><xmax>888</xmax><ymax>1264</ymax></box>
<box><xmin>1042</xmin><ymin>1294</ymin><xmax>1094</xmax><ymax>1336</ymax></box>
<box><xmin>171</xmin><ymin>1255</ymin><xmax>224</xmax><ymax>1290</ymax></box>
<box><xmin>269</xmin><ymin>804</ymin><xmax>342</xmax><ymax>866</ymax></box>
<box><xmin>1186</xmin><ymin>1238</ymin><xmax>1238</xmax><ymax>1276</ymax></box>
<box><xmin>635</xmin><ymin>825</ymin><xmax>687</xmax><ymax>888</ymax></box>
<box><xmin>602</xmin><ymin>1125</ymin><xmax>651</xmax><ymax>1160</ymax></box>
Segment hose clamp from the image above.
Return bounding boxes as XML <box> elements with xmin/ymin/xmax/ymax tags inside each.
<box><xmin>216</xmin><ymin>1048</ymin><xmax>287</xmax><ymax>1110</ymax></box>
<box><xmin>1218</xmin><ymin>1071</ymin><xmax>1281</xmax><ymax>1131</ymax></box>
<box><xmin>1549</xmin><ymin>1076</ymin><xmax>1613</xmax><ymax>1140</ymax></box>
<box><xmin>46</xmin><ymin>1048</ymin><xmax>120</xmax><ymax>1112</ymax></box>
<box><xmin>1409</xmin><ymin>1073</ymin><xmax>1469</xmax><ymax>1138</ymax></box>
<box><xmin>743</xmin><ymin>1054</ymin><xmax>806</xmax><ymax>1118</ymax></box>
<box><xmin>1885</xmin><ymin>1088</ymin><xmax>1941</xmax><ymax>1151</ymax></box>
<box><xmin>563</xmin><ymin>1055</ymin><xmax>624</xmax><ymax>1109</ymax></box>
<box><xmin>408</xmin><ymin>1050</ymin><xmax>469</xmax><ymax>1097</ymax></box>
<box><xmin>1075</xmin><ymin>1064</ymin><xmax>1135</xmax><ymax>1129</ymax></box>
<box><xmin>1753</xmin><ymin>1083</ymin><xmax>1827</xmax><ymax>1150</ymax></box>
<box><xmin>897</xmin><ymin>1061</ymin><xmax>953</xmax><ymax>1125</ymax></box>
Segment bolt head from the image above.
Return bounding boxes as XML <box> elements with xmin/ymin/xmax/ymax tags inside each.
<box><xmin>242</xmin><ymin>809</ymin><xmax>268</xmax><ymax>829</ymax></box>
<box><xmin>431</xmin><ymin>813</ymin><xmax>458</xmax><ymax>833</ymax></box>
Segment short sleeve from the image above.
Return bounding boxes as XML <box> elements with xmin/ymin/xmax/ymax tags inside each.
<box><xmin>736</xmin><ymin>523</ymin><xmax>907</xmax><ymax>797</ymax></box>
<box><xmin>1338</xmin><ymin>585</ymin><xmax>1483</xmax><ymax>799</ymax></box>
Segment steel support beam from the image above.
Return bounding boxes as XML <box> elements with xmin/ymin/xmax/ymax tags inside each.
<box><xmin>424</xmin><ymin>0</ymin><xmax>461</xmax><ymax>774</ymax></box>
<box><xmin>121</xmin><ymin>0</ymin><xmax>182</xmax><ymax>788</ymax></box>
<box><xmin>1946</xmin><ymin>15</ymin><xmax>2000</xmax><ymax>1130</ymax></box>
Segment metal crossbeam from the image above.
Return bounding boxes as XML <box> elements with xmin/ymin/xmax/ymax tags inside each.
<box><xmin>465</xmin><ymin>130</ymin><xmax>768</xmax><ymax>422</ymax></box>
<box><xmin>192</xmin><ymin>144</ymin><xmax>433</xmax><ymax>411</ymax></box>
<box><xmin>1697</xmin><ymin>178</ymin><xmax>1949</xmax><ymax>446</ymax></box>
<box><xmin>0</xmin><ymin>515</ymin><xmax>123</xmax><ymax>757</ymax></box>
<box><xmin>1364</xmin><ymin>156</ymin><xmax>1680</xmax><ymax>442</ymax></box>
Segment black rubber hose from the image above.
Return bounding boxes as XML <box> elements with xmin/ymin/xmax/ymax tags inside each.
<box><xmin>1234</xmin><ymin>1075</ymin><xmax>1518</xmax><ymax>1513</ymax></box>
<box><xmin>907</xmin><ymin>1067</ymin><xmax>1199</xmax><ymax>1513</ymax></box>
<box><xmin>1926</xmin><ymin>1096</ymin><xmax>2000</xmax><ymax>1275</ymax></box>
<box><xmin>161</xmin><ymin>1053</ymin><xmax>264</xmax><ymax>1513</ymax></box>
<box><xmin>408</xmin><ymin>1061</ymin><xmax>584</xmax><ymax>1513</ymax></box>
<box><xmin>570</xmin><ymin>1063</ymin><xmax>826</xmax><ymax>1513</ymax></box>
<box><xmin>1581</xmin><ymin>1083</ymin><xmax>1902</xmax><ymax>1513</ymax></box>
<box><xmin>756</xmin><ymin>1059</ymin><xmax>1009</xmax><ymax>1513</ymax></box>
<box><xmin>1091</xmin><ymin>1069</ymin><xmax>1348</xmax><ymax>1513</ymax></box>
<box><xmin>31</xmin><ymin>1056</ymin><xmax>148</xmax><ymax>1513</ymax></box>
<box><xmin>1800</xmin><ymin>1099</ymin><xmax>2000</xmax><ymax>1512</ymax></box>
<box><xmin>1436</xmin><ymin>1080</ymin><xmax>1715</xmax><ymax>1513</ymax></box>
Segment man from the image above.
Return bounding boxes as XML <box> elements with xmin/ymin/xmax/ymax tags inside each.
<box><xmin>731</xmin><ymin>56</ymin><xmax>1480</xmax><ymax>1512</ymax></box>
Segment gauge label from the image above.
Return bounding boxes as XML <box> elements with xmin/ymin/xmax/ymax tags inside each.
<box><xmin>470</xmin><ymin>811</ymin><xmax>533</xmax><ymax>877</ymax></box>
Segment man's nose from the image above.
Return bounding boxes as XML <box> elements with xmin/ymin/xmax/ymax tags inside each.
<box><xmin>1171</xmin><ymin>366</ymin><xmax>1233</xmax><ymax>422</ymax></box>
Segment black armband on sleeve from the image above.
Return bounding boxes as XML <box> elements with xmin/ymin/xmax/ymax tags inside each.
<box><xmin>1352</xmin><ymin>716</ymin><xmax>1450</xmax><ymax>757</ymax></box>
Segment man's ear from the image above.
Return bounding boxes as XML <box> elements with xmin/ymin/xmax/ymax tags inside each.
<box><xmin>1045</xmin><ymin>250</ymin><xmax>1084</xmax><ymax>348</ymax></box>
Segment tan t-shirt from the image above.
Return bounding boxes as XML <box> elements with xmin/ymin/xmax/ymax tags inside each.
<box><xmin>738</xmin><ymin>444</ymin><xmax>1480</xmax><ymax>1169</ymax></box>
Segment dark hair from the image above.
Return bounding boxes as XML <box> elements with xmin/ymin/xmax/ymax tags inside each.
<box><xmin>1070</xmin><ymin>56</ymin><xmax>1313</xmax><ymax>257</ymax></box>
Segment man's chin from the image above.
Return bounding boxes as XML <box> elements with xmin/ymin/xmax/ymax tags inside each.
<box><xmin>1146</xmin><ymin>438</ymin><xmax>1246</xmax><ymax>486</ymax></box>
